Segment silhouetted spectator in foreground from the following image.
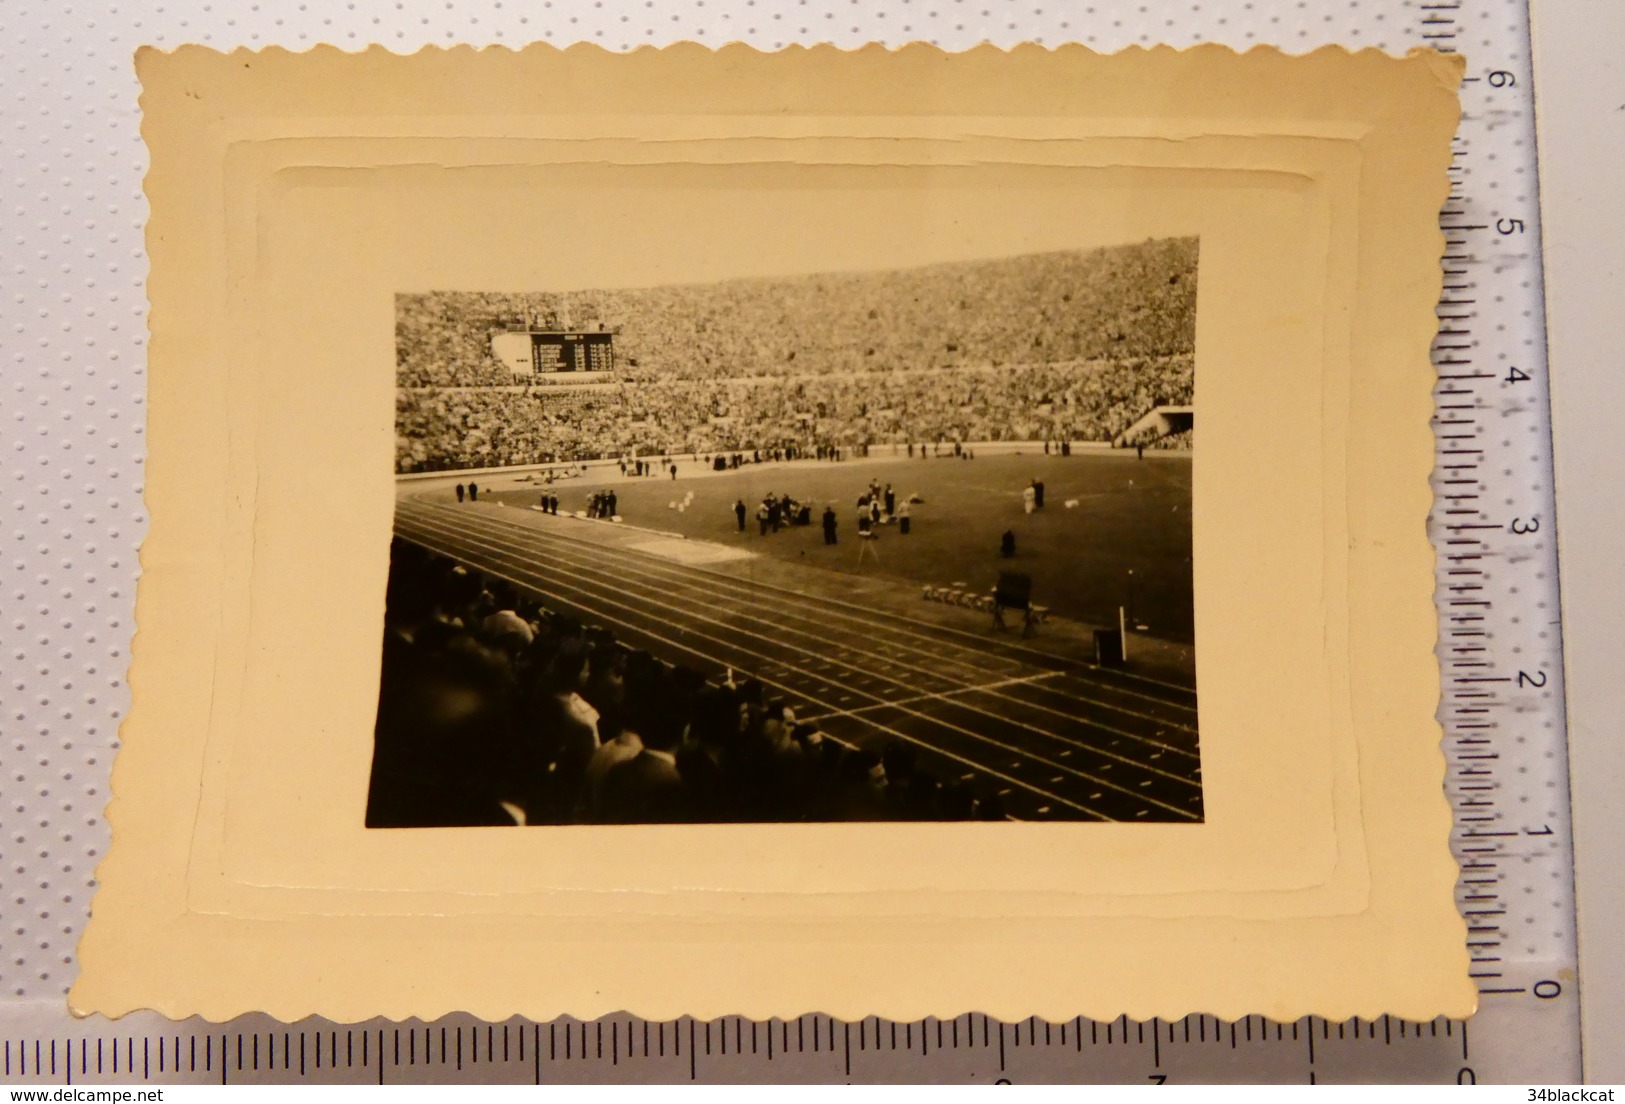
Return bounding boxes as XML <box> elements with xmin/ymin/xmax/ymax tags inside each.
<box><xmin>881</xmin><ymin>740</ymin><xmax>940</xmax><ymax>821</ymax></box>
<box><xmin>582</xmin><ymin>708</ymin><xmax>643</xmax><ymax>819</ymax></box>
<box><xmin>366</xmin><ymin>628</ymin><xmax>516</xmax><ymax>829</ymax></box>
<box><xmin>368</xmin><ymin>540</ymin><xmax>1047</xmax><ymax>827</ymax></box>
<box><xmin>831</xmin><ymin>749</ymin><xmax>887</xmax><ymax>821</ymax></box>
<box><xmin>598</xmin><ymin>696</ymin><xmax>688</xmax><ymax>824</ymax></box>
<box><xmin>522</xmin><ymin>650</ymin><xmax>600</xmax><ymax>823</ymax></box>
<box><xmin>938</xmin><ymin>781</ymin><xmax>977</xmax><ymax>821</ymax></box>
<box><xmin>679</xmin><ymin>685</ymin><xmax>746</xmax><ymax>821</ymax></box>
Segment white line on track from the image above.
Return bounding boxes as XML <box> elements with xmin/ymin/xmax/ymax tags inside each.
<box><xmin>402</xmin><ymin>503</ymin><xmax>1202</xmax><ymax>769</ymax></box>
<box><xmin>405</xmin><ymin>490</ymin><xmax>1200</xmax><ymax>702</ymax></box>
<box><xmin>392</xmin><ymin>527</ymin><xmax>1108</xmax><ymax>819</ymax></box>
<box><xmin>405</xmin><ymin>501</ymin><xmax>1200</xmax><ymax>749</ymax></box>
<box><xmin>411</xmin><ymin>501</ymin><xmax>1200</xmax><ymax>727</ymax></box>
<box><xmin>398</xmin><ymin>510</ymin><xmax>1202</xmax><ymax>788</ymax></box>
<box><xmin>820</xmin><ymin>672</ymin><xmax>1068</xmax><ymax>719</ymax></box>
<box><xmin>397</xmin><ymin>511</ymin><xmax>1199</xmax><ymax>816</ymax></box>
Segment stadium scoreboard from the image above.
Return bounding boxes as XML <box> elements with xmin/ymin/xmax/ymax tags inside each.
<box><xmin>491</xmin><ymin>328</ymin><xmax>615</xmax><ymax>377</ymax></box>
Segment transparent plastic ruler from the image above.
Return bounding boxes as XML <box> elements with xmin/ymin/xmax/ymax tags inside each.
<box><xmin>1426</xmin><ymin>0</ymin><xmax>1580</xmax><ymax>1084</ymax></box>
<box><xmin>1</xmin><ymin>0</ymin><xmax>1580</xmax><ymax>1087</ymax></box>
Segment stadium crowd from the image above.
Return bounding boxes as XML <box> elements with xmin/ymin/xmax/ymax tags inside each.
<box><xmin>367</xmin><ymin>540</ymin><xmax>1011</xmax><ymax>826</ymax></box>
<box><xmin>393</xmin><ymin>238</ymin><xmax>1197</xmax><ymax>472</ymax></box>
<box><xmin>396</xmin><ymin>356</ymin><xmax>1192</xmax><ymax>472</ymax></box>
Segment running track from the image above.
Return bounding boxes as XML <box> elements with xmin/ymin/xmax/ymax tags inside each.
<box><xmin>394</xmin><ymin>495</ymin><xmax>1203</xmax><ymax>822</ymax></box>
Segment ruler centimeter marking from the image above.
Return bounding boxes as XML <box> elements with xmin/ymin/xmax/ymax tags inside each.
<box><xmin>1423</xmin><ymin>0</ymin><xmax>1583</xmax><ymax>1085</ymax></box>
<box><xmin>0</xmin><ymin>0</ymin><xmax>1582</xmax><ymax>1086</ymax></box>
<box><xmin>1428</xmin><ymin>0</ymin><xmax>1580</xmax><ymax>1082</ymax></box>
<box><xmin>2</xmin><ymin>1014</ymin><xmax>1478</xmax><ymax>1085</ymax></box>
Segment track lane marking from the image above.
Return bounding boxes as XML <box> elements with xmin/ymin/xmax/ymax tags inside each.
<box><xmin>401</xmin><ymin>507</ymin><xmax>1203</xmax><ymax>777</ymax></box>
<box><xmin>404</xmin><ymin>494</ymin><xmax>1201</xmax><ymax>704</ymax></box>
<box><xmin>390</xmin><ymin>527</ymin><xmax>1109</xmax><ymax>820</ymax></box>
<box><xmin>397</xmin><ymin>514</ymin><xmax>1198</xmax><ymax>818</ymax></box>
<box><xmin>403</xmin><ymin>501</ymin><xmax>1202</xmax><ymax>741</ymax></box>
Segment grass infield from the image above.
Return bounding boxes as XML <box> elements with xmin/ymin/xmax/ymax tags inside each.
<box><xmin>489</xmin><ymin>451</ymin><xmax>1193</xmax><ymax>646</ymax></box>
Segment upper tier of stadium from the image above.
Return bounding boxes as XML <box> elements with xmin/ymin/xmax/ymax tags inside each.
<box><xmin>397</xmin><ymin>237</ymin><xmax>1197</xmax><ymax>388</ymax></box>
<box><xmin>394</xmin><ymin>238</ymin><xmax>1197</xmax><ymax>472</ymax></box>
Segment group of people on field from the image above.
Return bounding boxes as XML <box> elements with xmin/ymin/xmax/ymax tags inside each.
<box><xmin>1021</xmin><ymin>478</ymin><xmax>1047</xmax><ymax>515</ymax></box>
<box><xmin>853</xmin><ymin>480</ymin><xmax>912</xmax><ymax>543</ymax></box>
<box><xmin>736</xmin><ymin>493</ymin><xmax>811</xmax><ymax>537</ymax></box>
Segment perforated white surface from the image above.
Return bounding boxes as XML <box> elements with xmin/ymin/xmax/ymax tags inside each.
<box><xmin>1</xmin><ymin>0</ymin><xmax>1460</xmax><ymax>1006</ymax></box>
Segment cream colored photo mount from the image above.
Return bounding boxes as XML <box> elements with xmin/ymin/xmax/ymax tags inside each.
<box><xmin>73</xmin><ymin>43</ymin><xmax>1470</xmax><ymax>1025</ymax></box>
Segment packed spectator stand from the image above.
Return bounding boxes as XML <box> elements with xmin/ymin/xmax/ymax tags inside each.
<box><xmin>367</xmin><ymin>539</ymin><xmax>1011</xmax><ymax>826</ymax></box>
<box><xmin>394</xmin><ymin>238</ymin><xmax>1198</xmax><ymax>472</ymax></box>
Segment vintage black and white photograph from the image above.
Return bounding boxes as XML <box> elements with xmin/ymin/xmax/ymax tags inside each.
<box><xmin>367</xmin><ymin>236</ymin><xmax>1200</xmax><ymax>827</ymax></box>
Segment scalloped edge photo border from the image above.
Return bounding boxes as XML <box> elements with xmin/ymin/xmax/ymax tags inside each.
<box><xmin>72</xmin><ymin>41</ymin><xmax>1470</xmax><ymax>1024</ymax></box>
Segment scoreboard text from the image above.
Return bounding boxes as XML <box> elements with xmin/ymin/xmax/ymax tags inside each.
<box><xmin>491</xmin><ymin>329</ymin><xmax>615</xmax><ymax>377</ymax></box>
<box><xmin>532</xmin><ymin>332</ymin><xmax>614</xmax><ymax>374</ymax></box>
